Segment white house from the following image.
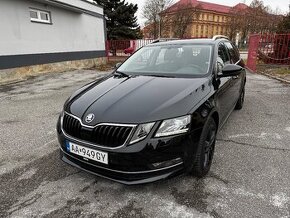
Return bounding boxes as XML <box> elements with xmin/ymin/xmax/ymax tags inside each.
<box><xmin>0</xmin><ymin>0</ymin><xmax>106</xmax><ymax>70</ymax></box>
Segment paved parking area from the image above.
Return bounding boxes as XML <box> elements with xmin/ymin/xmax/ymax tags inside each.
<box><xmin>0</xmin><ymin>70</ymin><xmax>289</xmax><ymax>218</ymax></box>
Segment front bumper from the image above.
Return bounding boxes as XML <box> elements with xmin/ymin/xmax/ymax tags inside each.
<box><xmin>57</xmin><ymin>117</ymin><xmax>200</xmax><ymax>185</ymax></box>
<box><xmin>60</xmin><ymin>149</ymin><xmax>184</xmax><ymax>185</ymax></box>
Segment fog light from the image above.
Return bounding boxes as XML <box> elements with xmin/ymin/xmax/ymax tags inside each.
<box><xmin>152</xmin><ymin>157</ymin><xmax>183</xmax><ymax>169</ymax></box>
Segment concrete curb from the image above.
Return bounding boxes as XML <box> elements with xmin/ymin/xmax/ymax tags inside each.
<box><xmin>0</xmin><ymin>79</ymin><xmax>24</xmax><ymax>86</ymax></box>
<box><xmin>259</xmin><ymin>72</ymin><xmax>290</xmax><ymax>84</ymax></box>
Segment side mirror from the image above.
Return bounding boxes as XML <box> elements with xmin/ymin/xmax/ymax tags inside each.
<box><xmin>115</xmin><ymin>62</ymin><xmax>122</xmax><ymax>69</ymax></box>
<box><xmin>218</xmin><ymin>64</ymin><xmax>243</xmax><ymax>78</ymax></box>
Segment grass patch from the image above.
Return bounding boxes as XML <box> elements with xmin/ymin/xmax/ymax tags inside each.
<box><xmin>256</xmin><ymin>65</ymin><xmax>290</xmax><ymax>82</ymax></box>
<box><xmin>274</xmin><ymin>67</ymin><xmax>290</xmax><ymax>75</ymax></box>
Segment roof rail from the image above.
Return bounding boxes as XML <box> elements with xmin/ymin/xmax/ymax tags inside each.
<box><xmin>151</xmin><ymin>38</ymin><xmax>179</xmax><ymax>43</ymax></box>
<box><xmin>212</xmin><ymin>35</ymin><xmax>229</xmax><ymax>40</ymax></box>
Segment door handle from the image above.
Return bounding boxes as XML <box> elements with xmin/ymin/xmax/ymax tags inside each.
<box><xmin>232</xmin><ymin>76</ymin><xmax>239</xmax><ymax>80</ymax></box>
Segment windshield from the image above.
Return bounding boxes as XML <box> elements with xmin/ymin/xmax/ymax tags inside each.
<box><xmin>118</xmin><ymin>44</ymin><xmax>212</xmax><ymax>77</ymax></box>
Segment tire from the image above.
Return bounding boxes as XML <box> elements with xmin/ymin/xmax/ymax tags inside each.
<box><xmin>188</xmin><ymin>117</ymin><xmax>217</xmax><ymax>177</ymax></box>
<box><xmin>235</xmin><ymin>85</ymin><xmax>245</xmax><ymax>110</ymax></box>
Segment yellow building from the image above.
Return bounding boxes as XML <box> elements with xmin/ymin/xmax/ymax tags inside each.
<box><xmin>159</xmin><ymin>0</ymin><xmax>248</xmax><ymax>38</ymax></box>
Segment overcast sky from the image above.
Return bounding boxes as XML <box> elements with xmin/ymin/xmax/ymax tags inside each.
<box><xmin>126</xmin><ymin>0</ymin><xmax>290</xmax><ymax>26</ymax></box>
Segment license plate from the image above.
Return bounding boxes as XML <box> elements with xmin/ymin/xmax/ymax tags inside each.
<box><xmin>66</xmin><ymin>142</ymin><xmax>108</xmax><ymax>164</ymax></box>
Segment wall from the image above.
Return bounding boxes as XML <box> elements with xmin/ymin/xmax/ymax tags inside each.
<box><xmin>0</xmin><ymin>0</ymin><xmax>106</xmax><ymax>69</ymax></box>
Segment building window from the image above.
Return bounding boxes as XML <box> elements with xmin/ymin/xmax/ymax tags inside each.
<box><xmin>29</xmin><ymin>8</ymin><xmax>51</xmax><ymax>24</ymax></box>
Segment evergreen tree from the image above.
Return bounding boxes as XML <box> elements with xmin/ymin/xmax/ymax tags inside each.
<box><xmin>94</xmin><ymin>0</ymin><xmax>142</xmax><ymax>39</ymax></box>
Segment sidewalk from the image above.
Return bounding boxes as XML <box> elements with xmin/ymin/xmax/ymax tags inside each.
<box><xmin>0</xmin><ymin>58</ymin><xmax>108</xmax><ymax>85</ymax></box>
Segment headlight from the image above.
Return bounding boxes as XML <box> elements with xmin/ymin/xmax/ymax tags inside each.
<box><xmin>155</xmin><ymin>115</ymin><xmax>191</xmax><ymax>137</ymax></box>
<box><xmin>129</xmin><ymin>122</ymin><xmax>155</xmax><ymax>144</ymax></box>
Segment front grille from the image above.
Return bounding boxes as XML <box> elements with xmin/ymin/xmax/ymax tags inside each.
<box><xmin>62</xmin><ymin>113</ymin><xmax>133</xmax><ymax>148</ymax></box>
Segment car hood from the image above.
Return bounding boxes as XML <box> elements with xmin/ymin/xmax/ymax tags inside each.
<box><xmin>66</xmin><ymin>75</ymin><xmax>211</xmax><ymax>125</ymax></box>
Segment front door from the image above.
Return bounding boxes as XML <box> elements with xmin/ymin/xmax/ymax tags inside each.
<box><xmin>216</xmin><ymin>43</ymin><xmax>237</xmax><ymax>123</ymax></box>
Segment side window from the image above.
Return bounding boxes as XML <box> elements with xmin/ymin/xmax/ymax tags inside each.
<box><xmin>217</xmin><ymin>43</ymin><xmax>230</xmax><ymax>73</ymax></box>
<box><xmin>218</xmin><ymin>43</ymin><xmax>230</xmax><ymax>64</ymax></box>
<box><xmin>224</xmin><ymin>42</ymin><xmax>240</xmax><ymax>63</ymax></box>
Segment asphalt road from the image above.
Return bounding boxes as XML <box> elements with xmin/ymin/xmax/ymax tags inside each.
<box><xmin>0</xmin><ymin>70</ymin><xmax>289</xmax><ymax>218</ymax></box>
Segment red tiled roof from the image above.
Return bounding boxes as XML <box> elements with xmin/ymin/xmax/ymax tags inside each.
<box><xmin>197</xmin><ymin>1</ymin><xmax>231</xmax><ymax>13</ymax></box>
<box><xmin>164</xmin><ymin>0</ymin><xmax>248</xmax><ymax>14</ymax></box>
<box><xmin>233</xmin><ymin>3</ymin><xmax>248</xmax><ymax>10</ymax></box>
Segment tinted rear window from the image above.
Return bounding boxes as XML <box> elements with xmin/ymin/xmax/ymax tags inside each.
<box><xmin>224</xmin><ymin>42</ymin><xmax>240</xmax><ymax>63</ymax></box>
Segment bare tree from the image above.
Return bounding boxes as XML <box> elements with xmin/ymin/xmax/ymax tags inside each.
<box><xmin>142</xmin><ymin>0</ymin><xmax>174</xmax><ymax>38</ymax></box>
<box><xmin>246</xmin><ymin>0</ymin><xmax>282</xmax><ymax>34</ymax></box>
<box><xmin>227</xmin><ymin>7</ymin><xmax>245</xmax><ymax>41</ymax></box>
<box><xmin>263</xmin><ymin>7</ymin><xmax>283</xmax><ymax>33</ymax></box>
<box><xmin>172</xmin><ymin>3</ymin><xmax>201</xmax><ymax>38</ymax></box>
<box><xmin>227</xmin><ymin>0</ymin><xmax>283</xmax><ymax>45</ymax></box>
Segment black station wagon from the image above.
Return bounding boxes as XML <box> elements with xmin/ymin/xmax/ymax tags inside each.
<box><xmin>57</xmin><ymin>36</ymin><xmax>246</xmax><ymax>184</ymax></box>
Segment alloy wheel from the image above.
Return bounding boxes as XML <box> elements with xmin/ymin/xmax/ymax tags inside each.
<box><xmin>203</xmin><ymin>125</ymin><xmax>217</xmax><ymax>168</ymax></box>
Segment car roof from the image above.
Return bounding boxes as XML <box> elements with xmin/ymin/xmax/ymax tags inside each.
<box><xmin>146</xmin><ymin>38</ymin><xmax>228</xmax><ymax>47</ymax></box>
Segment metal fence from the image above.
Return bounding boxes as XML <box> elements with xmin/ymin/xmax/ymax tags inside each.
<box><xmin>106</xmin><ymin>40</ymin><xmax>131</xmax><ymax>62</ymax></box>
<box><xmin>247</xmin><ymin>34</ymin><xmax>290</xmax><ymax>71</ymax></box>
<box><xmin>106</xmin><ymin>39</ymin><xmax>155</xmax><ymax>62</ymax></box>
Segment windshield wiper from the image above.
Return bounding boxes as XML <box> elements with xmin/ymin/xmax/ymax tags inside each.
<box><xmin>114</xmin><ymin>71</ymin><xmax>130</xmax><ymax>78</ymax></box>
<box><xmin>145</xmin><ymin>74</ymin><xmax>175</xmax><ymax>78</ymax></box>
